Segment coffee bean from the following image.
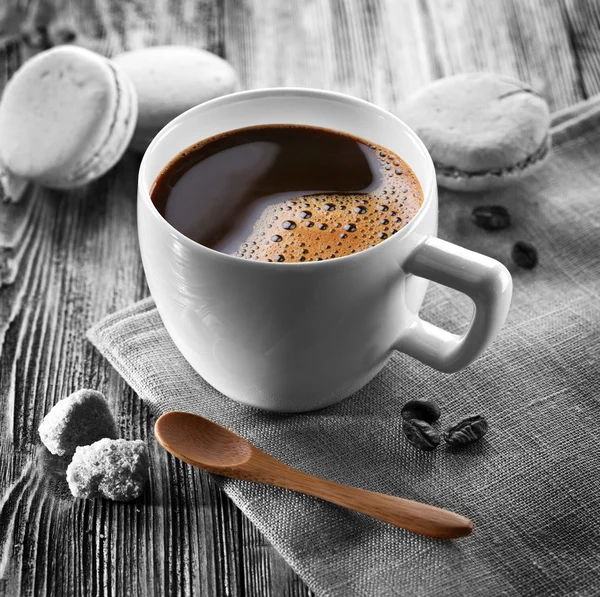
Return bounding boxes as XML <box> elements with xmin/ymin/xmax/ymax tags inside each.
<box><xmin>443</xmin><ymin>415</ymin><xmax>488</xmax><ymax>447</ymax></box>
<box><xmin>512</xmin><ymin>241</ymin><xmax>538</xmax><ymax>269</ymax></box>
<box><xmin>402</xmin><ymin>419</ymin><xmax>440</xmax><ymax>451</ymax></box>
<box><xmin>401</xmin><ymin>399</ymin><xmax>441</xmax><ymax>423</ymax></box>
<box><xmin>471</xmin><ymin>205</ymin><xmax>511</xmax><ymax>230</ymax></box>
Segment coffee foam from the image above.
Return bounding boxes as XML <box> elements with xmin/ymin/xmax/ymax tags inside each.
<box><xmin>233</xmin><ymin>155</ymin><xmax>423</xmax><ymax>262</ymax></box>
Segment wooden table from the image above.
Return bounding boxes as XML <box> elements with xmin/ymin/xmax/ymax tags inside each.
<box><xmin>1</xmin><ymin>1</ymin><xmax>599</xmax><ymax>595</ymax></box>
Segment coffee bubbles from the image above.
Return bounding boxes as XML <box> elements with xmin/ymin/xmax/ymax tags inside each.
<box><xmin>232</xmin><ymin>144</ymin><xmax>422</xmax><ymax>262</ymax></box>
<box><xmin>151</xmin><ymin>124</ymin><xmax>423</xmax><ymax>262</ymax></box>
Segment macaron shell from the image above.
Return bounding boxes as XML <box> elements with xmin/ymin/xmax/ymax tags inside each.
<box><xmin>112</xmin><ymin>46</ymin><xmax>237</xmax><ymax>152</ymax></box>
<box><xmin>61</xmin><ymin>62</ymin><xmax>138</xmax><ymax>188</ymax></box>
<box><xmin>0</xmin><ymin>48</ymin><xmax>107</xmax><ymax>186</ymax></box>
<box><xmin>437</xmin><ymin>146</ymin><xmax>551</xmax><ymax>192</ymax></box>
<box><xmin>399</xmin><ymin>73</ymin><xmax>551</xmax><ymax>174</ymax></box>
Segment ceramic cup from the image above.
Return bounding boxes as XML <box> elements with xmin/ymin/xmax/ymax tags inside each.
<box><xmin>138</xmin><ymin>88</ymin><xmax>512</xmax><ymax>412</ymax></box>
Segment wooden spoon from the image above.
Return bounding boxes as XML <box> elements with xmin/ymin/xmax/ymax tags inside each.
<box><xmin>154</xmin><ymin>411</ymin><xmax>473</xmax><ymax>539</ymax></box>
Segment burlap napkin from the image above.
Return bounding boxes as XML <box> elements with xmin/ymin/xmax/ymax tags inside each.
<box><xmin>88</xmin><ymin>97</ymin><xmax>600</xmax><ymax>597</ymax></box>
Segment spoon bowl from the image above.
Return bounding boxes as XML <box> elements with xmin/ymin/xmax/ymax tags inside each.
<box><xmin>156</xmin><ymin>411</ymin><xmax>252</xmax><ymax>469</ymax></box>
<box><xmin>155</xmin><ymin>411</ymin><xmax>473</xmax><ymax>539</ymax></box>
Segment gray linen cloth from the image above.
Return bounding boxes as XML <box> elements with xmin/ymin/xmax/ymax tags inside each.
<box><xmin>88</xmin><ymin>97</ymin><xmax>600</xmax><ymax>597</ymax></box>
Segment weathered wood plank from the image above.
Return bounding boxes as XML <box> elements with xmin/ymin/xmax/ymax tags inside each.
<box><xmin>0</xmin><ymin>0</ymin><xmax>593</xmax><ymax>596</ymax></box>
<box><xmin>422</xmin><ymin>0</ymin><xmax>583</xmax><ymax>110</ymax></box>
<box><xmin>563</xmin><ymin>0</ymin><xmax>600</xmax><ymax>98</ymax></box>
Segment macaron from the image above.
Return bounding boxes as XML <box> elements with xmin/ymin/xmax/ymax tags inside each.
<box><xmin>112</xmin><ymin>46</ymin><xmax>237</xmax><ymax>152</ymax></box>
<box><xmin>0</xmin><ymin>46</ymin><xmax>137</xmax><ymax>190</ymax></box>
<box><xmin>399</xmin><ymin>73</ymin><xmax>551</xmax><ymax>192</ymax></box>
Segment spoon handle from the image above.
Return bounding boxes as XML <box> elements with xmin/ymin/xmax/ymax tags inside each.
<box><xmin>251</xmin><ymin>461</ymin><xmax>472</xmax><ymax>539</ymax></box>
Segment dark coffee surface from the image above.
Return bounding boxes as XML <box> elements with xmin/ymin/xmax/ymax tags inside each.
<box><xmin>151</xmin><ymin>125</ymin><xmax>423</xmax><ymax>262</ymax></box>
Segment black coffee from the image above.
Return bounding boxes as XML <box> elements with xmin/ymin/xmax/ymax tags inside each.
<box><xmin>151</xmin><ymin>125</ymin><xmax>423</xmax><ymax>262</ymax></box>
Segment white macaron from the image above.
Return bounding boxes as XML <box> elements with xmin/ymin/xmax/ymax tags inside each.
<box><xmin>399</xmin><ymin>73</ymin><xmax>551</xmax><ymax>192</ymax></box>
<box><xmin>0</xmin><ymin>46</ymin><xmax>137</xmax><ymax>189</ymax></box>
<box><xmin>112</xmin><ymin>46</ymin><xmax>237</xmax><ymax>152</ymax></box>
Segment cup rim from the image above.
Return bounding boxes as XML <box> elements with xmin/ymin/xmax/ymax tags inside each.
<box><xmin>138</xmin><ymin>87</ymin><xmax>436</xmax><ymax>268</ymax></box>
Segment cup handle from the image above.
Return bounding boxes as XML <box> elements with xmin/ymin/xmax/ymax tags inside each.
<box><xmin>394</xmin><ymin>236</ymin><xmax>513</xmax><ymax>373</ymax></box>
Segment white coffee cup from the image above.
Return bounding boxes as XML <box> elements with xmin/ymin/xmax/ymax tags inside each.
<box><xmin>138</xmin><ymin>88</ymin><xmax>512</xmax><ymax>412</ymax></box>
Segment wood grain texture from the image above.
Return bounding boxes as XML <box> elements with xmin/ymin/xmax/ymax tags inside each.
<box><xmin>0</xmin><ymin>0</ymin><xmax>596</xmax><ymax>595</ymax></box>
<box><xmin>563</xmin><ymin>0</ymin><xmax>600</xmax><ymax>98</ymax></box>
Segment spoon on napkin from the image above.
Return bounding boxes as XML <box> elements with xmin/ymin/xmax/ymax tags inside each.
<box><xmin>155</xmin><ymin>411</ymin><xmax>473</xmax><ymax>539</ymax></box>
